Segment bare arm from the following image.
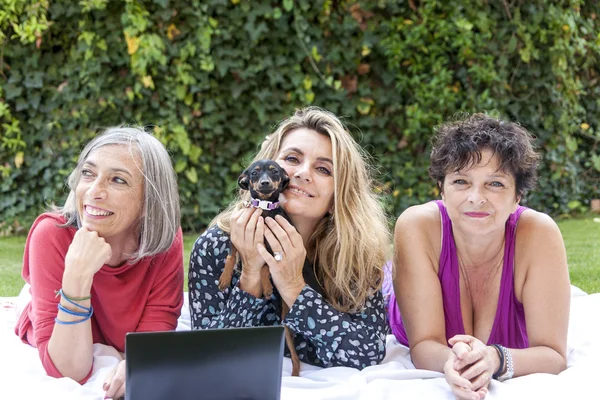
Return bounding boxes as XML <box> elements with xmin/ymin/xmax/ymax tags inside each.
<box><xmin>393</xmin><ymin>204</ymin><xmax>452</xmax><ymax>372</ymax></box>
<box><xmin>46</xmin><ymin>273</ymin><xmax>95</xmax><ymax>382</ymax></box>
<box><xmin>26</xmin><ymin>217</ymin><xmax>111</xmax><ymax>382</ymax></box>
<box><xmin>510</xmin><ymin>210</ymin><xmax>570</xmax><ymax>376</ymax></box>
<box><xmin>46</xmin><ymin>228</ymin><xmax>111</xmax><ymax>382</ymax></box>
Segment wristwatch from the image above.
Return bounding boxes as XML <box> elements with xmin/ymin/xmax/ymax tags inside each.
<box><xmin>495</xmin><ymin>345</ymin><xmax>514</xmax><ymax>382</ymax></box>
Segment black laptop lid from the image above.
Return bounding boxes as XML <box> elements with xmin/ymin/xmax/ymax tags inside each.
<box><xmin>125</xmin><ymin>326</ymin><xmax>285</xmax><ymax>400</ymax></box>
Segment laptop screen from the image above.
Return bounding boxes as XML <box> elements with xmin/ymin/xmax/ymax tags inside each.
<box><xmin>125</xmin><ymin>326</ymin><xmax>285</xmax><ymax>400</ymax></box>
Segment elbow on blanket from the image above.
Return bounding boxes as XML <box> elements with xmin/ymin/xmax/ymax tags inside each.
<box><xmin>554</xmin><ymin>354</ymin><xmax>568</xmax><ymax>375</ymax></box>
<box><xmin>44</xmin><ymin>360</ymin><xmax>94</xmax><ymax>385</ymax></box>
<box><xmin>543</xmin><ymin>347</ymin><xmax>568</xmax><ymax>375</ymax></box>
<box><xmin>40</xmin><ymin>345</ymin><xmax>93</xmax><ymax>384</ymax></box>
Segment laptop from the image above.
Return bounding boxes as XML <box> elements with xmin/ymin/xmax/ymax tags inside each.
<box><xmin>125</xmin><ymin>326</ymin><xmax>285</xmax><ymax>400</ymax></box>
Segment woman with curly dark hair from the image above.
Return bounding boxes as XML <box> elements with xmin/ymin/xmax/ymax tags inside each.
<box><xmin>386</xmin><ymin>114</ymin><xmax>570</xmax><ymax>400</ymax></box>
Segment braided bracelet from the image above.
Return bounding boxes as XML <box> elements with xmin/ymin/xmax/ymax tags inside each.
<box><xmin>491</xmin><ymin>344</ymin><xmax>505</xmax><ymax>379</ymax></box>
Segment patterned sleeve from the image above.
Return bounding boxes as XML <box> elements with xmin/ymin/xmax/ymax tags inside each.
<box><xmin>188</xmin><ymin>226</ymin><xmax>271</xmax><ymax>329</ymax></box>
<box><xmin>283</xmin><ymin>285</ymin><xmax>387</xmax><ymax>369</ymax></box>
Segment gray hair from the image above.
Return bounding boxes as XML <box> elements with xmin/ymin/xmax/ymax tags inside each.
<box><xmin>54</xmin><ymin>126</ymin><xmax>180</xmax><ymax>261</ymax></box>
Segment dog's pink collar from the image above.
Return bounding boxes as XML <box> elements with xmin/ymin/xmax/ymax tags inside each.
<box><xmin>250</xmin><ymin>198</ymin><xmax>280</xmax><ymax>210</ymax></box>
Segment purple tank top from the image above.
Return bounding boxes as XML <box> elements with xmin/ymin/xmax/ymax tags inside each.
<box><xmin>387</xmin><ymin>200</ymin><xmax>529</xmax><ymax>349</ymax></box>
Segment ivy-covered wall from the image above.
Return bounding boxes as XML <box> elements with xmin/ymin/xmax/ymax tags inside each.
<box><xmin>1</xmin><ymin>0</ymin><xmax>599</xmax><ymax>234</ymax></box>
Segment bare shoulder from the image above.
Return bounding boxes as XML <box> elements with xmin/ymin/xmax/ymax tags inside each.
<box><xmin>394</xmin><ymin>202</ymin><xmax>441</xmax><ymax>263</ymax></box>
<box><xmin>514</xmin><ymin>208</ymin><xmax>567</xmax><ymax>295</ymax></box>
<box><xmin>395</xmin><ymin>202</ymin><xmax>440</xmax><ymax>232</ymax></box>
<box><xmin>516</xmin><ymin>208</ymin><xmax>563</xmax><ymax>245</ymax></box>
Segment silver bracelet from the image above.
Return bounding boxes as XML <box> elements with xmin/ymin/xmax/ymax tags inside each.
<box><xmin>496</xmin><ymin>345</ymin><xmax>514</xmax><ymax>382</ymax></box>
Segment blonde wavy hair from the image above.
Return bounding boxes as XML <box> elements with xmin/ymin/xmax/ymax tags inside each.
<box><xmin>212</xmin><ymin>107</ymin><xmax>391</xmax><ymax>312</ymax></box>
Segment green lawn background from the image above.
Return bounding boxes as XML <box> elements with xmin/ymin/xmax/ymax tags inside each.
<box><xmin>1</xmin><ymin>217</ymin><xmax>599</xmax><ymax>297</ymax></box>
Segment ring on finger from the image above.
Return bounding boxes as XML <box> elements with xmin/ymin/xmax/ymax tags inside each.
<box><xmin>273</xmin><ymin>251</ymin><xmax>283</xmax><ymax>262</ymax></box>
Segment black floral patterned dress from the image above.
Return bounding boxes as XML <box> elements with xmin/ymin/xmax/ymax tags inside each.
<box><xmin>188</xmin><ymin>226</ymin><xmax>388</xmax><ymax>370</ymax></box>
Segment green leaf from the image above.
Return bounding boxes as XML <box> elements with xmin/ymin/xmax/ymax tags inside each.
<box><xmin>591</xmin><ymin>155</ymin><xmax>600</xmax><ymax>172</ymax></box>
<box><xmin>454</xmin><ymin>18</ymin><xmax>473</xmax><ymax>31</ymax></box>
<box><xmin>565</xmin><ymin>136</ymin><xmax>577</xmax><ymax>153</ymax></box>
<box><xmin>172</xmin><ymin>125</ymin><xmax>191</xmax><ymax>155</ymax></box>
<box><xmin>305</xmin><ymin>91</ymin><xmax>315</xmax><ymax>103</ymax></box>
<box><xmin>185</xmin><ymin>167</ymin><xmax>198</xmax><ymax>184</ymax></box>
<box><xmin>174</xmin><ymin>159</ymin><xmax>187</xmax><ymax>173</ymax></box>
<box><xmin>189</xmin><ymin>145</ymin><xmax>203</xmax><ymax>164</ymax></box>
<box><xmin>507</xmin><ymin>36</ymin><xmax>517</xmax><ymax>53</ymax></box>
<box><xmin>283</xmin><ymin>0</ymin><xmax>293</xmax><ymax>12</ymax></box>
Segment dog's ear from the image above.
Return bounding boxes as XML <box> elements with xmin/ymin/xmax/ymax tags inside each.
<box><xmin>281</xmin><ymin>171</ymin><xmax>290</xmax><ymax>191</ymax></box>
<box><xmin>238</xmin><ymin>171</ymin><xmax>250</xmax><ymax>190</ymax></box>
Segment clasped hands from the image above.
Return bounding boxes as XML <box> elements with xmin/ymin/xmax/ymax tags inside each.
<box><xmin>444</xmin><ymin>335</ymin><xmax>500</xmax><ymax>400</ymax></box>
<box><xmin>230</xmin><ymin>208</ymin><xmax>306</xmax><ymax>306</ymax></box>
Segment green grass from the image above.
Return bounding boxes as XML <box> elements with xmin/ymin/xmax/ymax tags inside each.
<box><xmin>558</xmin><ymin>217</ymin><xmax>600</xmax><ymax>294</ymax></box>
<box><xmin>1</xmin><ymin>218</ymin><xmax>600</xmax><ymax>297</ymax></box>
<box><xmin>0</xmin><ymin>235</ymin><xmax>27</xmax><ymax>297</ymax></box>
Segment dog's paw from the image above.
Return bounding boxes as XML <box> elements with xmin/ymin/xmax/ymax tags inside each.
<box><xmin>218</xmin><ymin>274</ymin><xmax>232</xmax><ymax>291</ymax></box>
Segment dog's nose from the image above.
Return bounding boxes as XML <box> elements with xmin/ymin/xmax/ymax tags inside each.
<box><xmin>260</xmin><ymin>180</ymin><xmax>271</xmax><ymax>187</ymax></box>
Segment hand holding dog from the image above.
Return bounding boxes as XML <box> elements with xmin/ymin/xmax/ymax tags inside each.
<box><xmin>444</xmin><ymin>335</ymin><xmax>497</xmax><ymax>400</ymax></box>
<box><xmin>230</xmin><ymin>207</ymin><xmax>266</xmax><ymax>277</ymax></box>
<box><xmin>259</xmin><ymin>215</ymin><xmax>306</xmax><ymax>308</ymax></box>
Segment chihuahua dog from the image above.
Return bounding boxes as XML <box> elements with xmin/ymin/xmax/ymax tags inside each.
<box><xmin>218</xmin><ymin>159</ymin><xmax>301</xmax><ymax>376</ymax></box>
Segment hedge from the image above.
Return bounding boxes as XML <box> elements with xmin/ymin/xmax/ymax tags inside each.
<box><xmin>1</xmin><ymin>0</ymin><xmax>599</xmax><ymax>234</ymax></box>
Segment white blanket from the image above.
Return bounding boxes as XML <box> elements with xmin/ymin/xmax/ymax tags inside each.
<box><xmin>1</xmin><ymin>286</ymin><xmax>599</xmax><ymax>400</ymax></box>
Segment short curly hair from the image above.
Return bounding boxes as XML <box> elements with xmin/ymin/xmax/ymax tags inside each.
<box><xmin>429</xmin><ymin>113</ymin><xmax>540</xmax><ymax>198</ymax></box>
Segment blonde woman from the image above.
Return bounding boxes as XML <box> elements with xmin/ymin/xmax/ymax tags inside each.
<box><xmin>189</xmin><ymin>107</ymin><xmax>391</xmax><ymax>371</ymax></box>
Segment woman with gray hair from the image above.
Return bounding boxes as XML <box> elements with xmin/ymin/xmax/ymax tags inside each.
<box><xmin>15</xmin><ymin>126</ymin><xmax>183</xmax><ymax>399</ymax></box>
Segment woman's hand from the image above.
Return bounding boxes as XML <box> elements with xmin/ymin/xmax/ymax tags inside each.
<box><xmin>258</xmin><ymin>215</ymin><xmax>306</xmax><ymax>307</ymax></box>
<box><xmin>444</xmin><ymin>345</ymin><xmax>480</xmax><ymax>400</ymax></box>
<box><xmin>103</xmin><ymin>359</ymin><xmax>126</xmax><ymax>399</ymax></box>
<box><xmin>446</xmin><ymin>334</ymin><xmax>500</xmax><ymax>399</ymax></box>
<box><xmin>62</xmin><ymin>227</ymin><xmax>112</xmax><ymax>295</ymax></box>
<box><xmin>230</xmin><ymin>207</ymin><xmax>266</xmax><ymax>279</ymax></box>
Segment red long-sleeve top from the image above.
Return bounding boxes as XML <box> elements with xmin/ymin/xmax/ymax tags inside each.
<box><xmin>15</xmin><ymin>213</ymin><xmax>184</xmax><ymax>382</ymax></box>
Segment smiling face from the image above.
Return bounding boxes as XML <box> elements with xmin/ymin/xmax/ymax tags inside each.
<box><xmin>75</xmin><ymin>145</ymin><xmax>145</xmax><ymax>245</ymax></box>
<box><xmin>275</xmin><ymin>128</ymin><xmax>335</xmax><ymax>224</ymax></box>
<box><xmin>442</xmin><ymin>148</ymin><xmax>520</xmax><ymax>237</ymax></box>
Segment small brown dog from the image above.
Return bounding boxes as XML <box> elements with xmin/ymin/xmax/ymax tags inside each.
<box><xmin>218</xmin><ymin>159</ymin><xmax>301</xmax><ymax>376</ymax></box>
